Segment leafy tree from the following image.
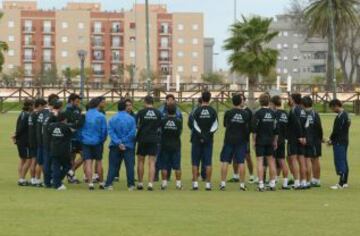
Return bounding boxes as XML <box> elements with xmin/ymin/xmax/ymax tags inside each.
<box><xmin>0</xmin><ymin>13</ymin><xmax>9</xmax><ymax>73</ymax></box>
<box><xmin>224</xmin><ymin>16</ymin><xmax>279</xmax><ymax>107</ymax></box>
<box><xmin>139</xmin><ymin>69</ymin><xmax>160</xmax><ymax>83</ymax></box>
<box><xmin>201</xmin><ymin>72</ymin><xmax>224</xmax><ymax>84</ymax></box>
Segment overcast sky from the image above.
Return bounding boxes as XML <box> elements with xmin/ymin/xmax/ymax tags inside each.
<box><xmin>2</xmin><ymin>0</ymin><xmax>292</xmax><ymax>69</ymax></box>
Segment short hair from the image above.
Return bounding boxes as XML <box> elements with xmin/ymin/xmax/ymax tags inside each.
<box><xmin>52</xmin><ymin>100</ymin><xmax>63</xmax><ymax>110</ymax></box>
<box><xmin>232</xmin><ymin>94</ymin><xmax>242</xmax><ymax>106</ymax></box>
<box><xmin>57</xmin><ymin>112</ymin><xmax>67</xmax><ymax>122</ymax></box>
<box><xmin>23</xmin><ymin>99</ymin><xmax>33</xmax><ymax>111</ymax></box>
<box><xmin>329</xmin><ymin>99</ymin><xmax>342</xmax><ymax>108</ymax></box>
<box><xmin>144</xmin><ymin>95</ymin><xmax>154</xmax><ymax>105</ymax></box>
<box><xmin>34</xmin><ymin>98</ymin><xmax>47</xmax><ymax>108</ymax></box>
<box><xmin>88</xmin><ymin>97</ymin><xmax>102</xmax><ymax>109</ymax></box>
<box><xmin>271</xmin><ymin>95</ymin><xmax>282</xmax><ymax>107</ymax></box>
<box><xmin>201</xmin><ymin>91</ymin><xmax>211</xmax><ymax>103</ymax></box>
<box><xmin>48</xmin><ymin>94</ymin><xmax>59</xmax><ymax>105</ymax></box>
<box><xmin>291</xmin><ymin>93</ymin><xmax>302</xmax><ymax>105</ymax></box>
<box><xmin>117</xmin><ymin>100</ymin><xmax>126</xmax><ymax>111</ymax></box>
<box><xmin>197</xmin><ymin>97</ymin><xmax>203</xmax><ymax>104</ymax></box>
<box><xmin>241</xmin><ymin>94</ymin><xmax>247</xmax><ymax>102</ymax></box>
<box><xmin>259</xmin><ymin>93</ymin><xmax>270</xmax><ymax>106</ymax></box>
<box><xmin>124</xmin><ymin>98</ymin><xmax>132</xmax><ymax>104</ymax></box>
<box><xmin>166</xmin><ymin>94</ymin><xmax>175</xmax><ymax>101</ymax></box>
<box><xmin>68</xmin><ymin>93</ymin><xmax>81</xmax><ymax>103</ymax></box>
<box><xmin>167</xmin><ymin>104</ymin><xmax>176</xmax><ymax>115</ymax></box>
<box><xmin>302</xmin><ymin>96</ymin><xmax>313</xmax><ymax>108</ymax></box>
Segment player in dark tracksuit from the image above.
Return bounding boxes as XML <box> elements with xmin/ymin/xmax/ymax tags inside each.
<box><xmin>311</xmin><ymin>109</ymin><xmax>323</xmax><ymax>187</ymax></box>
<box><xmin>328</xmin><ymin>99</ymin><xmax>351</xmax><ymax>190</ymax></box>
<box><xmin>190</xmin><ymin>91</ymin><xmax>218</xmax><ymax>191</ymax></box>
<box><xmin>136</xmin><ymin>95</ymin><xmax>162</xmax><ymax>191</ymax></box>
<box><xmin>28</xmin><ymin>101</ymin><xmax>40</xmax><ymax>186</ymax></box>
<box><xmin>220</xmin><ymin>94</ymin><xmax>249</xmax><ymax>191</ymax></box>
<box><xmin>270</xmin><ymin>95</ymin><xmax>290</xmax><ymax>190</ymax></box>
<box><xmin>287</xmin><ymin>93</ymin><xmax>307</xmax><ymax>189</ymax></box>
<box><xmin>47</xmin><ymin>112</ymin><xmax>73</xmax><ymax>190</ymax></box>
<box><xmin>252</xmin><ymin>94</ymin><xmax>278</xmax><ymax>191</ymax></box>
<box><xmin>13</xmin><ymin>100</ymin><xmax>33</xmax><ymax>186</ymax></box>
<box><xmin>159</xmin><ymin>104</ymin><xmax>183</xmax><ymax>190</ymax></box>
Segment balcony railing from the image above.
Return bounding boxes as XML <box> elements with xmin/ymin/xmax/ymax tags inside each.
<box><xmin>23</xmin><ymin>55</ymin><xmax>36</xmax><ymax>61</ymax></box>
<box><xmin>159</xmin><ymin>28</ymin><xmax>172</xmax><ymax>34</ymax></box>
<box><xmin>92</xmin><ymin>56</ymin><xmax>105</xmax><ymax>61</ymax></box>
<box><xmin>92</xmin><ymin>41</ymin><xmax>105</xmax><ymax>47</ymax></box>
<box><xmin>158</xmin><ymin>43</ymin><xmax>171</xmax><ymax>49</ymax></box>
<box><xmin>93</xmin><ymin>70</ymin><xmax>105</xmax><ymax>76</ymax></box>
<box><xmin>22</xmin><ymin>41</ymin><xmax>35</xmax><ymax>47</ymax></box>
<box><xmin>22</xmin><ymin>26</ymin><xmax>35</xmax><ymax>33</ymax></box>
<box><xmin>42</xmin><ymin>41</ymin><xmax>55</xmax><ymax>47</ymax></box>
<box><xmin>111</xmin><ymin>27</ymin><xmax>124</xmax><ymax>33</ymax></box>
<box><xmin>92</xmin><ymin>27</ymin><xmax>105</xmax><ymax>34</ymax></box>
<box><xmin>42</xmin><ymin>56</ymin><xmax>54</xmax><ymax>62</ymax></box>
<box><xmin>42</xmin><ymin>27</ymin><xmax>55</xmax><ymax>33</ymax></box>
<box><xmin>159</xmin><ymin>57</ymin><xmax>170</xmax><ymax>62</ymax></box>
<box><xmin>112</xmin><ymin>56</ymin><xmax>123</xmax><ymax>62</ymax></box>
<box><xmin>111</xmin><ymin>43</ymin><xmax>123</xmax><ymax>48</ymax></box>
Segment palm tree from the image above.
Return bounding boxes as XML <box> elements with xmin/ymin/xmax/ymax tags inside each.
<box><xmin>0</xmin><ymin>13</ymin><xmax>9</xmax><ymax>73</ymax></box>
<box><xmin>304</xmin><ymin>0</ymin><xmax>359</xmax><ymax>96</ymax></box>
<box><xmin>224</xmin><ymin>16</ymin><xmax>279</xmax><ymax>107</ymax></box>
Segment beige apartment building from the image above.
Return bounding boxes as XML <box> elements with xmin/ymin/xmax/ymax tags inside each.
<box><xmin>0</xmin><ymin>1</ymin><xmax>207</xmax><ymax>84</ymax></box>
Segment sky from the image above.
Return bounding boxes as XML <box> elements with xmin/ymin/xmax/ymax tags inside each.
<box><xmin>2</xmin><ymin>0</ymin><xmax>293</xmax><ymax>69</ymax></box>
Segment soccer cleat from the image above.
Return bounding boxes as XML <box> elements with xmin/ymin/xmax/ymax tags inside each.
<box><xmin>258</xmin><ymin>187</ymin><xmax>265</xmax><ymax>192</ymax></box>
<box><xmin>227</xmin><ymin>178</ymin><xmax>240</xmax><ymax>183</ymax></box>
<box><xmin>105</xmin><ymin>186</ymin><xmax>114</xmax><ymax>191</ymax></box>
<box><xmin>88</xmin><ymin>184</ymin><xmax>95</xmax><ymax>191</ymax></box>
<box><xmin>18</xmin><ymin>181</ymin><xmax>28</xmax><ymax>187</ymax></box>
<box><xmin>287</xmin><ymin>179</ymin><xmax>295</xmax><ymax>186</ymax></box>
<box><xmin>330</xmin><ymin>184</ymin><xmax>343</xmax><ymax>190</ymax></box>
<box><xmin>99</xmin><ymin>184</ymin><xmax>105</xmax><ymax>190</ymax></box>
<box><xmin>343</xmin><ymin>184</ymin><xmax>349</xmax><ymax>188</ymax></box>
<box><xmin>57</xmin><ymin>185</ymin><xmax>67</xmax><ymax>191</ymax></box>
<box><xmin>128</xmin><ymin>186</ymin><xmax>135</xmax><ymax>192</ymax></box>
<box><xmin>205</xmin><ymin>186</ymin><xmax>212</xmax><ymax>191</ymax></box>
<box><xmin>176</xmin><ymin>185</ymin><xmax>183</xmax><ymax>190</ymax></box>
<box><xmin>192</xmin><ymin>186</ymin><xmax>199</xmax><ymax>191</ymax></box>
<box><xmin>36</xmin><ymin>182</ymin><xmax>44</xmax><ymax>188</ymax></box>
<box><xmin>160</xmin><ymin>185</ymin><xmax>167</xmax><ymax>191</ymax></box>
<box><xmin>311</xmin><ymin>182</ymin><xmax>321</xmax><ymax>188</ymax></box>
<box><xmin>68</xmin><ymin>177</ymin><xmax>81</xmax><ymax>184</ymax></box>
<box><xmin>114</xmin><ymin>177</ymin><xmax>119</xmax><ymax>182</ymax></box>
<box><xmin>137</xmin><ymin>184</ymin><xmax>144</xmax><ymax>190</ymax></box>
<box><xmin>239</xmin><ymin>186</ymin><xmax>247</xmax><ymax>191</ymax></box>
<box><xmin>147</xmin><ymin>186</ymin><xmax>154</xmax><ymax>191</ymax></box>
<box><xmin>219</xmin><ymin>185</ymin><xmax>226</xmax><ymax>191</ymax></box>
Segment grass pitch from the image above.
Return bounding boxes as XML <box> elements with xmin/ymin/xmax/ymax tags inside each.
<box><xmin>0</xmin><ymin>113</ymin><xmax>360</xmax><ymax>236</ymax></box>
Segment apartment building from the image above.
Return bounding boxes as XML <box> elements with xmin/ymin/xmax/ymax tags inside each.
<box><xmin>269</xmin><ymin>14</ymin><xmax>328</xmax><ymax>83</ymax></box>
<box><xmin>0</xmin><ymin>1</ymin><xmax>208</xmax><ymax>83</ymax></box>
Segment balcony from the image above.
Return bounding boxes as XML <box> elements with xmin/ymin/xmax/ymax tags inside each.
<box><xmin>92</xmin><ymin>27</ymin><xmax>105</xmax><ymax>35</ymax></box>
<box><xmin>158</xmin><ymin>43</ymin><xmax>171</xmax><ymax>49</ymax></box>
<box><xmin>111</xmin><ymin>27</ymin><xmax>124</xmax><ymax>34</ymax></box>
<box><xmin>111</xmin><ymin>56</ymin><xmax>123</xmax><ymax>63</ymax></box>
<box><xmin>159</xmin><ymin>28</ymin><xmax>172</xmax><ymax>35</ymax></box>
<box><xmin>22</xmin><ymin>26</ymin><xmax>35</xmax><ymax>33</ymax></box>
<box><xmin>42</xmin><ymin>41</ymin><xmax>55</xmax><ymax>48</ymax></box>
<box><xmin>111</xmin><ymin>42</ymin><xmax>123</xmax><ymax>49</ymax></box>
<box><xmin>93</xmin><ymin>70</ymin><xmax>105</xmax><ymax>77</ymax></box>
<box><xmin>159</xmin><ymin>57</ymin><xmax>171</xmax><ymax>64</ymax></box>
<box><xmin>92</xmin><ymin>41</ymin><xmax>105</xmax><ymax>48</ymax></box>
<box><xmin>23</xmin><ymin>55</ymin><xmax>36</xmax><ymax>62</ymax></box>
<box><xmin>22</xmin><ymin>41</ymin><xmax>36</xmax><ymax>48</ymax></box>
<box><xmin>42</xmin><ymin>56</ymin><xmax>54</xmax><ymax>62</ymax></box>
<box><xmin>42</xmin><ymin>27</ymin><xmax>55</xmax><ymax>34</ymax></box>
<box><xmin>92</xmin><ymin>56</ymin><xmax>105</xmax><ymax>63</ymax></box>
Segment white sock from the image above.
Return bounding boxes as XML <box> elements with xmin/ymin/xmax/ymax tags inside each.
<box><xmin>294</xmin><ymin>179</ymin><xmax>300</xmax><ymax>187</ymax></box>
<box><xmin>31</xmin><ymin>178</ymin><xmax>36</xmax><ymax>184</ymax></box>
<box><xmin>148</xmin><ymin>182</ymin><xmax>153</xmax><ymax>188</ymax></box>
<box><xmin>259</xmin><ymin>181</ymin><xmax>264</xmax><ymax>188</ymax></box>
<box><xmin>220</xmin><ymin>181</ymin><xmax>226</xmax><ymax>187</ymax></box>
<box><xmin>18</xmin><ymin>178</ymin><xmax>25</xmax><ymax>183</ymax></box>
<box><xmin>269</xmin><ymin>179</ymin><xmax>276</xmax><ymax>188</ymax></box>
<box><xmin>162</xmin><ymin>180</ymin><xmax>168</xmax><ymax>187</ymax></box>
<box><xmin>99</xmin><ymin>182</ymin><xmax>105</xmax><ymax>187</ymax></box>
<box><xmin>68</xmin><ymin>170</ymin><xmax>74</xmax><ymax>176</ymax></box>
<box><xmin>176</xmin><ymin>180</ymin><xmax>182</xmax><ymax>187</ymax></box>
<box><xmin>233</xmin><ymin>174</ymin><xmax>240</xmax><ymax>179</ymax></box>
<box><xmin>89</xmin><ymin>183</ymin><xmax>94</xmax><ymax>187</ymax></box>
<box><xmin>301</xmin><ymin>180</ymin><xmax>307</xmax><ymax>187</ymax></box>
<box><xmin>138</xmin><ymin>182</ymin><xmax>143</xmax><ymax>187</ymax></box>
<box><xmin>240</xmin><ymin>182</ymin><xmax>245</xmax><ymax>188</ymax></box>
<box><xmin>193</xmin><ymin>181</ymin><xmax>199</xmax><ymax>188</ymax></box>
<box><xmin>205</xmin><ymin>182</ymin><xmax>211</xmax><ymax>189</ymax></box>
<box><xmin>283</xmin><ymin>178</ymin><xmax>288</xmax><ymax>187</ymax></box>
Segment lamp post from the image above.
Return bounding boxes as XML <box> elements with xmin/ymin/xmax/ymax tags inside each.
<box><xmin>77</xmin><ymin>50</ymin><xmax>87</xmax><ymax>104</ymax></box>
<box><xmin>328</xmin><ymin>0</ymin><xmax>337</xmax><ymax>99</ymax></box>
<box><xmin>145</xmin><ymin>0</ymin><xmax>152</xmax><ymax>95</ymax></box>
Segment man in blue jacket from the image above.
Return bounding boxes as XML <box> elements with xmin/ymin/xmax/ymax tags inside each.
<box><xmin>81</xmin><ymin>97</ymin><xmax>108</xmax><ymax>190</ymax></box>
<box><xmin>105</xmin><ymin>100</ymin><xmax>136</xmax><ymax>191</ymax></box>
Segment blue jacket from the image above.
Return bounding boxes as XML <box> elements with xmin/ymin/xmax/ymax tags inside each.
<box><xmin>108</xmin><ymin>111</ymin><xmax>136</xmax><ymax>149</ymax></box>
<box><xmin>159</xmin><ymin>104</ymin><xmax>183</xmax><ymax>120</ymax></box>
<box><xmin>81</xmin><ymin>108</ymin><xmax>107</xmax><ymax>145</ymax></box>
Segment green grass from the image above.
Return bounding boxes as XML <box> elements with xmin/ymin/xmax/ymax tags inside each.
<box><xmin>1</xmin><ymin>113</ymin><xmax>360</xmax><ymax>236</ymax></box>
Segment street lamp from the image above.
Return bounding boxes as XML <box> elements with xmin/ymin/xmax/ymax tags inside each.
<box><xmin>145</xmin><ymin>0</ymin><xmax>152</xmax><ymax>95</ymax></box>
<box><xmin>77</xmin><ymin>49</ymin><xmax>87</xmax><ymax>104</ymax></box>
<box><xmin>328</xmin><ymin>0</ymin><xmax>337</xmax><ymax>99</ymax></box>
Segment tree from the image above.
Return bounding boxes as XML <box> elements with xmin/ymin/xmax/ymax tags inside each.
<box><xmin>62</xmin><ymin>67</ymin><xmax>80</xmax><ymax>84</ymax></box>
<box><xmin>201</xmin><ymin>72</ymin><xmax>224</xmax><ymax>84</ymax></box>
<box><xmin>126</xmin><ymin>64</ymin><xmax>136</xmax><ymax>85</ymax></box>
<box><xmin>303</xmin><ymin>0</ymin><xmax>360</xmax><ymax>91</ymax></box>
<box><xmin>1</xmin><ymin>66</ymin><xmax>24</xmax><ymax>86</ymax></box>
<box><xmin>139</xmin><ymin>69</ymin><xmax>160</xmax><ymax>83</ymax></box>
<box><xmin>224</xmin><ymin>16</ymin><xmax>279</xmax><ymax>107</ymax></box>
<box><xmin>0</xmin><ymin>13</ymin><xmax>9</xmax><ymax>73</ymax></box>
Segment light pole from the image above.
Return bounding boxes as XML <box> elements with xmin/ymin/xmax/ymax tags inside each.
<box><xmin>77</xmin><ymin>50</ymin><xmax>87</xmax><ymax>104</ymax></box>
<box><xmin>145</xmin><ymin>0</ymin><xmax>152</xmax><ymax>95</ymax></box>
<box><xmin>328</xmin><ymin>0</ymin><xmax>337</xmax><ymax>99</ymax></box>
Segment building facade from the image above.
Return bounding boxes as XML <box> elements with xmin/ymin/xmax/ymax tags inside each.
<box><xmin>0</xmin><ymin>1</ymin><xmax>208</xmax><ymax>84</ymax></box>
<box><xmin>269</xmin><ymin>15</ymin><xmax>328</xmax><ymax>83</ymax></box>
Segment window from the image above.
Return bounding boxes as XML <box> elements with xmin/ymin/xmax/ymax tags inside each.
<box><xmin>24</xmin><ymin>49</ymin><xmax>33</xmax><ymax>58</ymax></box>
<box><xmin>62</xmin><ymin>22</ymin><xmax>68</xmax><ymax>29</ymax></box>
<box><xmin>112</xmin><ymin>22</ymin><xmax>121</xmax><ymax>33</ymax></box>
<box><xmin>24</xmin><ymin>35</ymin><xmax>32</xmax><ymax>45</ymax></box>
<box><xmin>177</xmin><ymin>51</ymin><xmax>184</xmax><ymax>57</ymax></box>
<box><xmin>43</xmin><ymin>63</ymin><xmax>52</xmax><ymax>71</ymax></box>
<box><xmin>8</xmin><ymin>21</ymin><xmax>14</xmax><ymax>28</ymax></box>
<box><xmin>192</xmin><ymin>24</ymin><xmax>199</xmax><ymax>31</ymax></box>
<box><xmin>177</xmin><ymin>38</ymin><xmax>184</xmax><ymax>44</ymax></box>
<box><xmin>192</xmin><ymin>38</ymin><xmax>199</xmax><ymax>45</ymax></box>
<box><xmin>160</xmin><ymin>51</ymin><xmax>169</xmax><ymax>60</ymax></box>
<box><xmin>277</xmin><ymin>44</ymin><xmax>282</xmax><ymax>49</ymax></box>
<box><xmin>43</xmin><ymin>35</ymin><xmax>51</xmax><ymax>47</ymax></box>
<box><xmin>283</xmin><ymin>31</ymin><xmax>288</xmax><ymax>37</ymax></box>
<box><xmin>192</xmin><ymin>65</ymin><xmax>198</xmax><ymax>73</ymax></box>
<box><xmin>8</xmin><ymin>49</ymin><xmax>15</xmax><ymax>56</ymax></box>
<box><xmin>24</xmin><ymin>20</ymin><xmax>32</xmax><ymax>32</ymax></box>
<box><xmin>129</xmin><ymin>51</ymin><xmax>135</xmax><ymax>58</ymax></box>
<box><xmin>160</xmin><ymin>37</ymin><xmax>169</xmax><ymax>48</ymax></box>
<box><xmin>276</xmin><ymin>68</ymin><xmax>282</xmax><ymax>74</ymax></box>
<box><xmin>283</xmin><ymin>56</ymin><xmax>288</xmax><ymax>61</ymax></box>
<box><xmin>43</xmin><ymin>49</ymin><xmax>52</xmax><ymax>61</ymax></box>
<box><xmin>24</xmin><ymin>64</ymin><xmax>32</xmax><ymax>75</ymax></box>
<box><xmin>112</xmin><ymin>50</ymin><xmax>121</xmax><ymax>60</ymax></box>
<box><xmin>192</xmin><ymin>52</ymin><xmax>198</xmax><ymax>58</ymax></box>
<box><xmin>92</xmin><ymin>64</ymin><xmax>102</xmax><ymax>72</ymax></box>
<box><xmin>177</xmin><ymin>24</ymin><xmax>184</xmax><ymax>31</ymax></box>
<box><xmin>43</xmin><ymin>21</ymin><xmax>52</xmax><ymax>33</ymax></box>
<box><xmin>283</xmin><ymin>68</ymin><xmax>288</xmax><ymax>74</ymax></box>
<box><xmin>94</xmin><ymin>22</ymin><xmax>102</xmax><ymax>33</ymax></box>
<box><xmin>93</xmin><ymin>50</ymin><xmax>104</xmax><ymax>60</ymax></box>
<box><xmin>61</xmin><ymin>51</ymin><xmax>68</xmax><ymax>58</ymax></box>
<box><xmin>293</xmin><ymin>56</ymin><xmax>299</xmax><ymax>61</ymax></box>
<box><xmin>160</xmin><ymin>23</ymin><xmax>169</xmax><ymax>33</ymax></box>
<box><xmin>78</xmin><ymin>22</ymin><xmax>84</xmax><ymax>29</ymax></box>
<box><xmin>8</xmin><ymin>64</ymin><xmax>14</xmax><ymax>69</ymax></box>
<box><xmin>112</xmin><ymin>36</ymin><xmax>121</xmax><ymax>47</ymax></box>
<box><xmin>93</xmin><ymin>36</ymin><xmax>103</xmax><ymax>46</ymax></box>
<box><xmin>8</xmin><ymin>35</ymin><xmax>15</xmax><ymax>42</ymax></box>
<box><xmin>293</xmin><ymin>44</ymin><xmax>298</xmax><ymax>49</ymax></box>
<box><xmin>177</xmin><ymin>66</ymin><xmax>184</xmax><ymax>72</ymax></box>
<box><xmin>130</xmin><ymin>36</ymin><xmax>136</xmax><ymax>42</ymax></box>
<box><xmin>283</xmin><ymin>44</ymin><xmax>288</xmax><ymax>49</ymax></box>
<box><xmin>293</xmin><ymin>68</ymin><xmax>299</xmax><ymax>73</ymax></box>
<box><xmin>62</xmin><ymin>36</ymin><xmax>68</xmax><ymax>43</ymax></box>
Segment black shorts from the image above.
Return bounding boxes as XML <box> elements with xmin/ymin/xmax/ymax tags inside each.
<box><xmin>17</xmin><ymin>144</ymin><xmax>31</xmax><ymax>159</ymax></box>
<box><xmin>137</xmin><ymin>142</ymin><xmax>159</xmax><ymax>156</ymax></box>
<box><xmin>274</xmin><ymin>143</ymin><xmax>286</xmax><ymax>159</ymax></box>
<box><xmin>71</xmin><ymin>140</ymin><xmax>82</xmax><ymax>153</ymax></box>
<box><xmin>256</xmin><ymin>145</ymin><xmax>274</xmax><ymax>157</ymax></box>
<box><xmin>287</xmin><ymin>142</ymin><xmax>305</xmax><ymax>156</ymax></box>
<box><xmin>305</xmin><ymin>145</ymin><xmax>317</xmax><ymax>158</ymax></box>
<box><xmin>315</xmin><ymin>142</ymin><xmax>322</xmax><ymax>157</ymax></box>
